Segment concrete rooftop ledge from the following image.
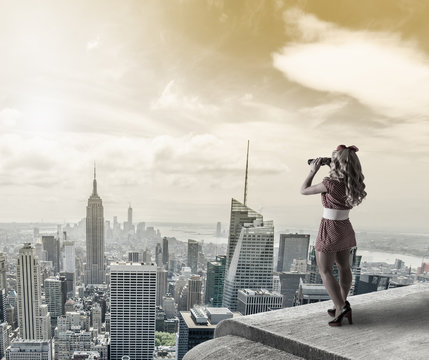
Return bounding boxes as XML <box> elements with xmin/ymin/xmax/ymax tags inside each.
<box><xmin>184</xmin><ymin>283</ymin><xmax>429</xmax><ymax>360</ymax></box>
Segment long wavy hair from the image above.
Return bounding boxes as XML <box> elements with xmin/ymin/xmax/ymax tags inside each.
<box><xmin>329</xmin><ymin>146</ymin><xmax>367</xmax><ymax>207</ymax></box>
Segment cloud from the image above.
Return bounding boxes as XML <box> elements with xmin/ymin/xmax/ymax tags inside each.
<box><xmin>272</xmin><ymin>8</ymin><xmax>429</xmax><ymax>119</ymax></box>
<box><xmin>87</xmin><ymin>36</ymin><xmax>101</xmax><ymax>51</ymax></box>
<box><xmin>151</xmin><ymin>80</ymin><xmax>217</xmax><ymax>114</ymax></box>
<box><xmin>0</xmin><ymin>108</ymin><xmax>22</xmax><ymax>128</ymax></box>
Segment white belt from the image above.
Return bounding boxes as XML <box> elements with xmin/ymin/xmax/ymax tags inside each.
<box><xmin>323</xmin><ymin>207</ymin><xmax>350</xmax><ymax>220</ymax></box>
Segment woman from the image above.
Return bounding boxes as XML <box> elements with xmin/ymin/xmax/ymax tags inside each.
<box><xmin>301</xmin><ymin>144</ymin><xmax>367</xmax><ymax>326</ymax></box>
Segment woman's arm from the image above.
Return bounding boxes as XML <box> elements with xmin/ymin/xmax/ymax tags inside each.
<box><xmin>300</xmin><ymin>158</ymin><xmax>328</xmax><ymax>195</ymax></box>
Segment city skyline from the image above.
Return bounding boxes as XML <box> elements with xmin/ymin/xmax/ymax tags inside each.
<box><xmin>1</xmin><ymin>1</ymin><xmax>428</xmax><ymax>233</ymax></box>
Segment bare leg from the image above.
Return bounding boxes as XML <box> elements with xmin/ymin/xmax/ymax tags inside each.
<box><xmin>335</xmin><ymin>249</ymin><xmax>353</xmax><ymax>302</ymax></box>
<box><xmin>316</xmin><ymin>251</ymin><xmax>345</xmax><ymax>317</ymax></box>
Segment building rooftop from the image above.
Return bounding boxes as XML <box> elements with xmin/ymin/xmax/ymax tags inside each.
<box><xmin>184</xmin><ymin>283</ymin><xmax>429</xmax><ymax>360</ymax></box>
<box><xmin>205</xmin><ymin>307</ymin><xmax>233</xmax><ymax>316</ymax></box>
<box><xmin>239</xmin><ymin>289</ymin><xmax>281</xmax><ymax>296</ymax></box>
<box><xmin>181</xmin><ymin>310</ymin><xmax>239</xmax><ymax>330</ymax></box>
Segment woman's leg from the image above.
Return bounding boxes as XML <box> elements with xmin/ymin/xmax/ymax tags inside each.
<box><xmin>335</xmin><ymin>249</ymin><xmax>353</xmax><ymax>302</ymax></box>
<box><xmin>316</xmin><ymin>251</ymin><xmax>345</xmax><ymax>316</ymax></box>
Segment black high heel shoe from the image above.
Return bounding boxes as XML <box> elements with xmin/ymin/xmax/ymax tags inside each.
<box><xmin>327</xmin><ymin>300</ymin><xmax>350</xmax><ymax>317</ymax></box>
<box><xmin>328</xmin><ymin>303</ymin><xmax>353</xmax><ymax>327</ymax></box>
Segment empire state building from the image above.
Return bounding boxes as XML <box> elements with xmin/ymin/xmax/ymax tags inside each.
<box><xmin>84</xmin><ymin>166</ymin><xmax>105</xmax><ymax>285</ymax></box>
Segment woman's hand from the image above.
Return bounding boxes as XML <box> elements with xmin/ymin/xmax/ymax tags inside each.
<box><xmin>310</xmin><ymin>157</ymin><xmax>322</xmax><ymax>174</ymax></box>
<box><xmin>301</xmin><ymin>157</ymin><xmax>328</xmax><ymax>195</ymax></box>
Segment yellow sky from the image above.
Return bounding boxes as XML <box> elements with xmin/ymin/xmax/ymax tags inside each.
<box><xmin>0</xmin><ymin>0</ymin><xmax>428</xmax><ymax>232</ymax></box>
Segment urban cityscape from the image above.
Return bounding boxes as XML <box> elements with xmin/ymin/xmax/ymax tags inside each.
<box><xmin>0</xmin><ymin>157</ymin><xmax>427</xmax><ymax>359</ymax></box>
<box><xmin>1</xmin><ymin>1</ymin><xmax>429</xmax><ymax>359</ymax></box>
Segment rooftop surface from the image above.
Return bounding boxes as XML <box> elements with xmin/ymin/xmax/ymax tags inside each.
<box><xmin>184</xmin><ymin>283</ymin><xmax>429</xmax><ymax>360</ymax></box>
<box><xmin>181</xmin><ymin>311</ymin><xmax>240</xmax><ymax>329</ymax></box>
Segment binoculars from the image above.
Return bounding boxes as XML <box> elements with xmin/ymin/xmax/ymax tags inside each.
<box><xmin>307</xmin><ymin>157</ymin><xmax>331</xmax><ymax>166</ymax></box>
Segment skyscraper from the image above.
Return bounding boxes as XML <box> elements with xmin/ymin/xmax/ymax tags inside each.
<box><xmin>276</xmin><ymin>233</ymin><xmax>310</xmax><ymax>273</ymax></box>
<box><xmin>17</xmin><ymin>244</ymin><xmax>50</xmax><ymax>340</ymax></box>
<box><xmin>125</xmin><ymin>204</ymin><xmax>134</xmax><ymax>234</ymax></box>
<box><xmin>110</xmin><ymin>263</ymin><xmax>156</xmax><ymax>360</ymax></box>
<box><xmin>42</xmin><ymin>236</ymin><xmax>60</xmax><ymax>275</ymax></box>
<box><xmin>225</xmin><ymin>199</ymin><xmax>263</xmax><ymax>271</ymax></box>
<box><xmin>84</xmin><ymin>167</ymin><xmax>105</xmax><ymax>285</ymax></box>
<box><xmin>156</xmin><ymin>267</ymin><xmax>168</xmax><ymax>307</ymax></box>
<box><xmin>0</xmin><ymin>253</ymin><xmax>6</xmax><ymax>291</ymax></box>
<box><xmin>155</xmin><ymin>243</ymin><xmax>162</xmax><ymax>267</ymax></box>
<box><xmin>187</xmin><ymin>276</ymin><xmax>202</xmax><ymax>311</ymax></box>
<box><xmin>128</xmin><ymin>204</ymin><xmax>132</xmax><ymax>227</ymax></box>
<box><xmin>62</xmin><ymin>240</ymin><xmax>75</xmax><ymax>274</ymax></box>
<box><xmin>187</xmin><ymin>240</ymin><xmax>198</xmax><ymax>274</ymax></box>
<box><xmin>0</xmin><ymin>321</ymin><xmax>11</xmax><ymax>359</ymax></box>
<box><xmin>205</xmin><ymin>255</ymin><xmax>226</xmax><ymax>307</ymax></box>
<box><xmin>44</xmin><ymin>277</ymin><xmax>66</xmax><ymax>322</ymax></box>
<box><xmin>162</xmin><ymin>237</ymin><xmax>169</xmax><ymax>269</ymax></box>
<box><xmin>128</xmin><ymin>252</ymin><xmax>140</xmax><ymax>263</ymax></box>
<box><xmin>216</xmin><ymin>222</ymin><xmax>221</xmax><ymax>237</ymax></box>
<box><xmin>222</xmin><ymin>209</ymin><xmax>274</xmax><ymax>311</ymax></box>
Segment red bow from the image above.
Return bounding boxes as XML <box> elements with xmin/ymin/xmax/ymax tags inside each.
<box><xmin>337</xmin><ymin>144</ymin><xmax>359</xmax><ymax>152</ymax></box>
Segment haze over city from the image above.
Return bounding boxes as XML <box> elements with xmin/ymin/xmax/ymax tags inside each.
<box><xmin>1</xmin><ymin>1</ymin><xmax>428</xmax><ymax>233</ymax></box>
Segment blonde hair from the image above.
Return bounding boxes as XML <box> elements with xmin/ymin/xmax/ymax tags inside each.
<box><xmin>329</xmin><ymin>147</ymin><xmax>367</xmax><ymax>207</ymax></box>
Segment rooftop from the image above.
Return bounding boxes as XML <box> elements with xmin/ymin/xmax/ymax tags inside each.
<box><xmin>239</xmin><ymin>289</ymin><xmax>280</xmax><ymax>296</ymax></box>
<box><xmin>181</xmin><ymin>310</ymin><xmax>239</xmax><ymax>330</ymax></box>
<box><xmin>184</xmin><ymin>283</ymin><xmax>429</xmax><ymax>360</ymax></box>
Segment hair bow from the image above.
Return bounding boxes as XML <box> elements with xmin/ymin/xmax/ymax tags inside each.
<box><xmin>337</xmin><ymin>144</ymin><xmax>359</xmax><ymax>152</ymax></box>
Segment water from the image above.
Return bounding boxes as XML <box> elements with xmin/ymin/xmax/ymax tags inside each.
<box><xmin>13</xmin><ymin>222</ymin><xmax>425</xmax><ymax>270</ymax></box>
<box><xmin>358</xmin><ymin>249</ymin><xmax>423</xmax><ymax>269</ymax></box>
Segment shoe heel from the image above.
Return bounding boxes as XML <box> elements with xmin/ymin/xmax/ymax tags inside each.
<box><xmin>345</xmin><ymin>311</ymin><xmax>353</xmax><ymax>325</ymax></box>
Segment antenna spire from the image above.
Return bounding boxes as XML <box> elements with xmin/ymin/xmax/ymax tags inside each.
<box><xmin>92</xmin><ymin>162</ymin><xmax>98</xmax><ymax>195</ymax></box>
<box><xmin>244</xmin><ymin>140</ymin><xmax>249</xmax><ymax>206</ymax></box>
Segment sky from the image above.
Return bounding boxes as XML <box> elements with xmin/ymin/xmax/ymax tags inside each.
<box><xmin>0</xmin><ymin>0</ymin><xmax>428</xmax><ymax>233</ymax></box>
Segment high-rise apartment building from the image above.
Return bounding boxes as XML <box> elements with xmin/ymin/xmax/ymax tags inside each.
<box><xmin>110</xmin><ymin>263</ymin><xmax>156</xmax><ymax>360</ymax></box>
<box><xmin>205</xmin><ymin>255</ymin><xmax>226</xmax><ymax>307</ymax></box>
<box><xmin>0</xmin><ymin>253</ymin><xmax>6</xmax><ymax>291</ymax></box>
<box><xmin>174</xmin><ymin>275</ymin><xmax>187</xmax><ymax>304</ymax></box>
<box><xmin>162</xmin><ymin>237</ymin><xmax>169</xmax><ymax>269</ymax></box>
<box><xmin>277</xmin><ymin>233</ymin><xmax>310</xmax><ymax>273</ymax></box>
<box><xmin>187</xmin><ymin>240</ymin><xmax>198</xmax><ymax>274</ymax></box>
<box><xmin>62</xmin><ymin>241</ymin><xmax>75</xmax><ymax>274</ymax></box>
<box><xmin>162</xmin><ymin>296</ymin><xmax>176</xmax><ymax>319</ymax></box>
<box><xmin>187</xmin><ymin>276</ymin><xmax>202</xmax><ymax>311</ymax></box>
<box><xmin>42</xmin><ymin>236</ymin><xmax>60</xmax><ymax>275</ymax></box>
<box><xmin>44</xmin><ymin>277</ymin><xmax>66</xmax><ymax>321</ymax></box>
<box><xmin>59</xmin><ymin>272</ymin><xmax>75</xmax><ymax>299</ymax></box>
<box><xmin>84</xmin><ymin>168</ymin><xmax>105</xmax><ymax>285</ymax></box>
<box><xmin>156</xmin><ymin>267</ymin><xmax>168</xmax><ymax>307</ymax></box>
<box><xmin>142</xmin><ymin>249</ymin><xmax>152</xmax><ymax>264</ymax></box>
<box><xmin>223</xmin><ymin>204</ymin><xmax>274</xmax><ymax>311</ymax></box>
<box><xmin>128</xmin><ymin>252</ymin><xmax>140</xmax><ymax>262</ymax></box>
<box><xmin>279</xmin><ymin>272</ymin><xmax>305</xmax><ymax>308</ymax></box>
<box><xmin>155</xmin><ymin>243</ymin><xmax>163</xmax><ymax>267</ymax></box>
<box><xmin>91</xmin><ymin>304</ymin><xmax>102</xmax><ymax>331</ymax></box>
<box><xmin>17</xmin><ymin>244</ymin><xmax>50</xmax><ymax>340</ymax></box>
<box><xmin>37</xmin><ymin>305</ymin><xmax>51</xmax><ymax>341</ymax></box>
<box><xmin>127</xmin><ymin>204</ymin><xmax>132</xmax><ymax>228</ymax></box>
<box><xmin>216</xmin><ymin>222</ymin><xmax>221</xmax><ymax>237</ymax></box>
<box><xmin>0</xmin><ymin>322</ymin><xmax>11</xmax><ymax>359</ymax></box>
<box><xmin>0</xmin><ymin>289</ymin><xmax>6</xmax><ymax>323</ymax></box>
